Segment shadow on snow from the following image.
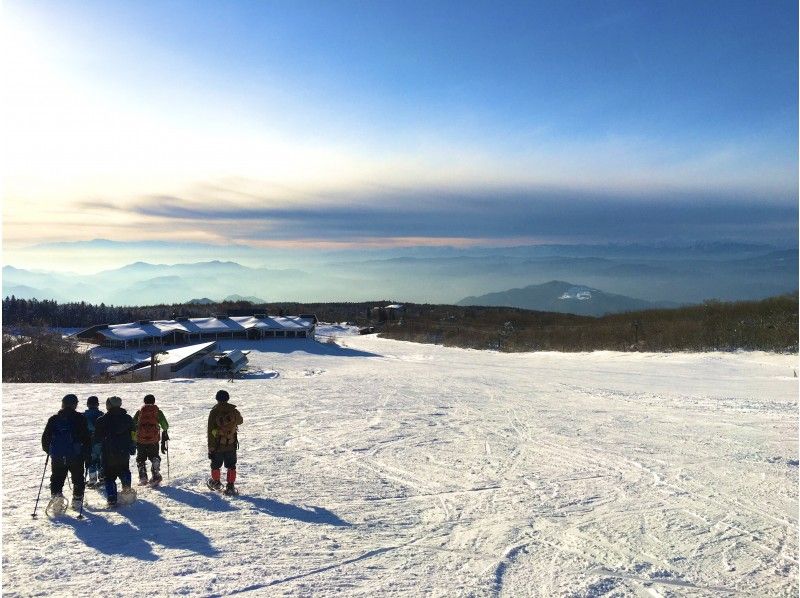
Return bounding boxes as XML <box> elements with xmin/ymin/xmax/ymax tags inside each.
<box><xmin>162</xmin><ymin>485</ymin><xmax>350</xmax><ymax>527</ymax></box>
<box><xmin>58</xmin><ymin>512</ymin><xmax>159</xmax><ymax>561</ymax></box>
<box><xmin>217</xmin><ymin>338</ymin><xmax>381</xmax><ymax>358</ymax></box>
<box><xmin>236</xmin><ymin>495</ymin><xmax>350</xmax><ymax>527</ymax></box>
<box><xmin>158</xmin><ymin>486</ymin><xmax>237</xmax><ymax>513</ymax></box>
<box><xmin>117</xmin><ymin>498</ymin><xmax>219</xmax><ymax>557</ymax></box>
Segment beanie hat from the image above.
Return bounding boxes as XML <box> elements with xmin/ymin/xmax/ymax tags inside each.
<box><xmin>215</xmin><ymin>389</ymin><xmax>230</xmax><ymax>402</ymax></box>
<box><xmin>143</xmin><ymin>394</ymin><xmax>156</xmax><ymax>404</ymax></box>
<box><xmin>87</xmin><ymin>396</ymin><xmax>99</xmax><ymax>407</ymax></box>
<box><xmin>106</xmin><ymin>396</ymin><xmax>122</xmax><ymax>409</ymax></box>
<box><xmin>62</xmin><ymin>394</ymin><xmax>79</xmax><ymax>409</ymax></box>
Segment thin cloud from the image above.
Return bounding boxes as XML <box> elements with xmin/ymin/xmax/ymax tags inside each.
<box><xmin>101</xmin><ymin>184</ymin><xmax>797</xmax><ymax>245</ymax></box>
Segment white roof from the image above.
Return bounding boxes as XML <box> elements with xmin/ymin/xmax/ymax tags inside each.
<box><xmin>96</xmin><ymin>315</ymin><xmax>314</xmax><ymax>342</ymax></box>
<box><xmin>158</xmin><ymin>341</ymin><xmax>217</xmax><ymax>366</ymax></box>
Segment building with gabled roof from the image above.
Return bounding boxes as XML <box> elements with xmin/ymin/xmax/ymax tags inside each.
<box><xmin>74</xmin><ymin>314</ymin><xmax>316</xmax><ymax>348</ymax></box>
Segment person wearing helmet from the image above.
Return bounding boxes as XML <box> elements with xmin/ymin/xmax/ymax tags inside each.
<box><xmin>41</xmin><ymin>394</ymin><xmax>91</xmax><ymax>514</ymax></box>
<box><xmin>207</xmin><ymin>390</ymin><xmax>243</xmax><ymax>495</ymax></box>
<box><xmin>132</xmin><ymin>394</ymin><xmax>169</xmax><ymax>486</ymax></box>
<box><xmin>84</xmin><ymin>396</ymin><xmax>104</xmax><ymax>487</ymax></box>
<box><xmin>93</xmin><ymin>396</ymin><xmax>137</xmax><ymax>507</ymax></box>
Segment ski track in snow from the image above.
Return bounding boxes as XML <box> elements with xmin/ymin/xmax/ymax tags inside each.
<box><xmin>2</xmin><ymin>334</ymin><xmax>798</xmax><ymax>596</ymax></box>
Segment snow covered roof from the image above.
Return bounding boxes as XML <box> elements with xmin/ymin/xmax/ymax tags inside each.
<box><xmin>94</xmin><ymin>315</ymin><xmax>315</xmax><ymax>342</ymax></box>
<box><xmin>156</xmin><ymin>341</ymin><xmax>217</xmax><ymax>366</ymax></box>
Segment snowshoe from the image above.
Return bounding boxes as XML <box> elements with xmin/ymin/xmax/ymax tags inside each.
<box><xmin>70</xmin><ymin>497</ymin><xmax>84</xmax><ymax>512</ymax></box>
<box><xmin>206</xmin><ymin>478</ymin><xmax>223</xmax><ymax>491</ymax></box>
<box><xmin>107</xmin><ymin>497</ymin><xmax>118</xmax><ymax>508</ymax></box>
<box><xmin>223</xmin><ymin>483</ymin><xmax>238</xmax><ymax>496</ymax></box>
<box><xmin>45</xmin><ymin>494</ymin><xmax>68</xmax><ymax>517</ymax></box>
<box><xmin>138</xmin><ymin>477</ymin><xmax>150</xmax><ymax>487</ymax></box>
<box><xmin>118</xmin><ymin>486</ymin><xmax>137</xmax><ymax>506</ymax></box>
<box><xmin>149</xmin><ymin>474</ymin><xmax>163</xmax><ymax>487</ymax></box>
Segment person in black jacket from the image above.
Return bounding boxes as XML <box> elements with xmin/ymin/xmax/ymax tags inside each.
<box><xmin>93</xmin><ymin>396</ymin><xmax>137</xmax><ymax>507</ymax></box>
<box><xmin>41</xmin><ymin>394</ymin><xmax>91</xmax><ymax>512</ymax></box>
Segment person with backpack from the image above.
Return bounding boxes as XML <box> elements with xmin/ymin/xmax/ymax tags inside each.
<box><xmin>207</xmin><ymin>390</ymin><xmax>243</xmax><ymax>495</ymax></box>
<box><xmin>93</xmin><ymin>396</ymin><xmax>137</xmax><ymax>507</ymax></box>
<box><xmin>84</xmin><ymin>396</ymin><xmax>104</xmax><ymax>487</ymax></box>
<box><xmin>132</xmin><ymin>394</ymin><xmax>169</xmax><ymax>486</ymax></box>
<box><xmin>40</xmin><ymin>394</ymin><xmax>91</xmax><ymax>513</ymax></box>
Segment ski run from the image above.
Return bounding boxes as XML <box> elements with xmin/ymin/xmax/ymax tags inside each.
<box><xmin>2</xmin><ymin>326</ymin><xmax>798</xmax><ymax>596</ymax></box>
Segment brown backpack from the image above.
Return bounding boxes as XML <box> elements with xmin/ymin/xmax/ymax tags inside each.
<box><xmin>137</xmin><ymin>405</ymin><xmax>160</xmax><ymax>444</ymax></box>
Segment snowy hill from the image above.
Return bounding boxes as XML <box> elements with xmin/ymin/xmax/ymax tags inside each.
<box><xmin>2</xmin><ymin>334</ymin><xmax>797</xmax><ymax>596</ymax></box>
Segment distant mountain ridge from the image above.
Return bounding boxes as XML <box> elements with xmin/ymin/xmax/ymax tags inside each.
<box><xmin>3</xmin><ymin>242</ymin><xmax>797</xmax><ymax>306</ymax></box>
<box><xmin>458</xmin><ymin>281</ymin><xmax>678</xmax><ymax>316</ymax></box>
<box><xmin>2</xmin><ymin>261</ymin><xmax>306</xmax><ymax>306</ymax></box>
<box><xmin>188</xmin><ymin>295</ymin><xmax>267</xmax><ymax>304</ymax></box>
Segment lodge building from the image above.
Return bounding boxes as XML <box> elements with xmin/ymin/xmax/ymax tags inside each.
<box><xmin>73</xmin><ymin>314</ymin><xmax>317</xmax><ymax>349</ymax></box>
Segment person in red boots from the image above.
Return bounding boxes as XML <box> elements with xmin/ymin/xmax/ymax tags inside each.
<box><xmin>133</xmin><ymin>394</ymin><xmax>169</xmax><ymax>486</ymax></box>
<box><xmin>207</xmin><ymin>390</ymin><xmax>243</xmax><ymax>495</ymax></box>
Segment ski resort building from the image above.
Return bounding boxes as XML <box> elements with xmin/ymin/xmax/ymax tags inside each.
<box><xmin>74</xmin><ymin>314</ymin><xmax>316</xmax><ymax>349</ymax></box>
<box><xmin>111</xmin><ymin>342</ymin><xmax>253</xmax><ymax>381</ymax></box>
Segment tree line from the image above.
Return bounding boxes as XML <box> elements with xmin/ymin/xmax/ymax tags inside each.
<box><xmin>3</xmin><ymin>293</ymin><xmax>797</xmax><ymax>357</ymax></box>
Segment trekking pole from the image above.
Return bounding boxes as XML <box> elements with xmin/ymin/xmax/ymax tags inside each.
<box><xmin>31</xmin><ymin>454</ymin><xmax>50</xmax><ymax>519</ymax></box>
<box><xmin>166</xmin><ymin>441</ymin><xmax>170</xmax><ymax>482</ymax></box>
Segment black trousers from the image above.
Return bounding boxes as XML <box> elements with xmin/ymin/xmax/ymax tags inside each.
<box><xmin>136</xmin><ymin>443</ymin><xmax>159</xmax><ymax>465</ymax></box>
<box><xmin>209</xmin><ymin>450</ymin><xmax>237</xmax><ymax>470</ymax></box>
<box><xmin>51</xmin><ymin>457</ymin><xmax>85</xmax><ymax>498</ymax></box>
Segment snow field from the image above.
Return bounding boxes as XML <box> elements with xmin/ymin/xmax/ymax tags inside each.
<box><xmin>2</xmin><ymin>334</ymin><xmax>798</xmax><ymax>596</ymax></box>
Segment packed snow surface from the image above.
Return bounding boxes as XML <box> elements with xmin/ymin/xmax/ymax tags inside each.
<box><xmin>3</xmin><ymin>333</ymin><xmax>798</xmax><ymax>596</ymax></box>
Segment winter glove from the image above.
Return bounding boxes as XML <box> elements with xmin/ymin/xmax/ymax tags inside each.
<box><xmin>160</xmin><ymin>438</ymin><xmax>168</xmax><ymax>454</ymax></box>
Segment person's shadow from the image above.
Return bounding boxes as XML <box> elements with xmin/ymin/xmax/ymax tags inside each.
<box><xmin>158</xmin><ymin>486</ymin><xmax>238</xmax><ymax>513</ymax></box>
<box><xmin>236</xmin><ymin>495</ymin><xmax>350</xmax><ymax>527</ymax></box>
<box><xmin>117</xmin><ymin>498</ymin><xmax>219</xmax><ymax>557</ymax></box>
<box><xmin>58</xmin><ymin>512</ymin><xmax>159</xmax><ymax>561</ymax></box>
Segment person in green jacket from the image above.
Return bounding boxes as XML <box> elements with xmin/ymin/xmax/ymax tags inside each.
<box><xmin>132</xmin><ymin>394</ymin><xmax>169</xmax><ymax>486</ymax></box>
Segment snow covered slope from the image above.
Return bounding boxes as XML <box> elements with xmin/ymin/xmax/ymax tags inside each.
<box><xmin>2</xmin><ymin>335</ymin><xmax>797</xmax><ymax>596</ymax></box>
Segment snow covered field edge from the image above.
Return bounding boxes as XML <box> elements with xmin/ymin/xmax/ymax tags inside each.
<box><xmin>2</xmin><ymin>334</ymin><xmax>798</xmax><ymax>596</ymax></box>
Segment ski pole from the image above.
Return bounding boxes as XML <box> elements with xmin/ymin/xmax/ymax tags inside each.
<box><xmin>166</xmin><ymin>442</ymin><xmax>170</xmax><ymax>482</ymax></box>
<box><xmin>31</xmin><ymin>454</ymin><xmax>50</xmax><ymax>519</ymax></box>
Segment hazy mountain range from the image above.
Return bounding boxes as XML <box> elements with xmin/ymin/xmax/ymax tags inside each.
<box><xmin>458</xmin><ymin>281</ymin><xmax>678</xmax><ymax>316</ymax></box>
<box><xmin>2</xmin><ymin>242</ymin><xmax>797</xmax><ymax>307</ymax></box>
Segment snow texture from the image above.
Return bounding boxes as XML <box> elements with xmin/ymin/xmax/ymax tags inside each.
<box><xmin>3</xmin><ymin>333</ymin><xmax>798</xmax><ymax>596</ymax></box>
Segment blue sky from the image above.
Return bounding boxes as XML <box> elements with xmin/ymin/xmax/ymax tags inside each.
<box><xmin>2</xmin><ymin>0</ymin><xmax>797</xmax><ymax>267</ymax></box>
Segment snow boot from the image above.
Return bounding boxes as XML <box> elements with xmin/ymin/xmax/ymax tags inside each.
<box><xmin>137</xmin><ymin>463</ymin><xmax>148</xmax><ymax>486</ymax></box>
<box><xmin>224</xmin><ymin>483</ymin><xmax>237</xmax><ymax>496</ymax></box>
<box><xmin>150</xmin><ymin>458</ymin><xmax>162</xmax><ymax>486</ymax></box>
<box><xmin>71</xmin><ymin>497</ymin><xmax>84</xmax><ymax>511</ymax></box>
<box><xmin>107</xmin><ymin>496</ymin><xmax>118</xmax><ymax>508</ymax></box>
<box><xmin>207</xmin><ymin>478</ymin><xmax>222</xmax><ymax>491</ymax></box>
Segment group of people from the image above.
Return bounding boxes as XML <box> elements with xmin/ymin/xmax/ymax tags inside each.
<box><xmin>40</xmin><ymin>389</ymin><xmax>243</xmax><ymax>513</ymax></box>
